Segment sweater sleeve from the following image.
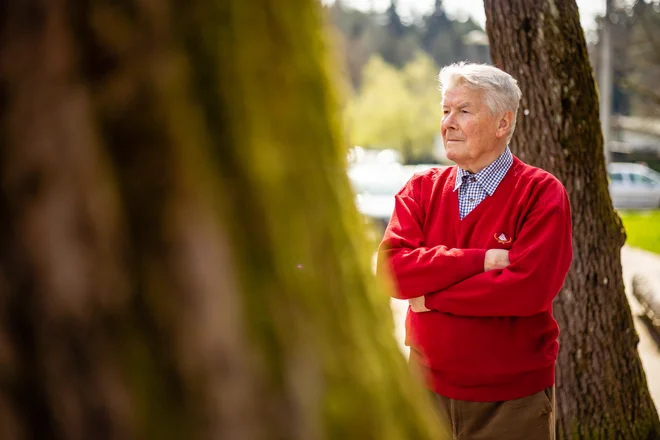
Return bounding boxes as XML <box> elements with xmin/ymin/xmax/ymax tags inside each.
<box><xmin>376</xmin><ymin>174</ymin><xmax>487</xmax><ymax>300</ymax></box>
<box><xmin>424</xmin><ymin>184</ymin><xmax>572</xmax><ymax>317</ymax></box>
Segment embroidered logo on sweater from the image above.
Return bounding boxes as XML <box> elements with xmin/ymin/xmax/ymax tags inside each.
<box><xmin>494</xmin><ymin>232</ymin><xmax>512</xmax><ymax>244</ymax></box>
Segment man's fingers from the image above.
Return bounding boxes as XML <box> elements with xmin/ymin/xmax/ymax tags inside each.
<box><xmin>409</xmin><ymin>296</ymin><xmax>430</xmax><ymax>312</ymax></box>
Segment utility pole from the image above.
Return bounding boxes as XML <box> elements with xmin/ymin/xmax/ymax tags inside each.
<box><xmin>599</xmin><ymin>0</ymin><xmax>613</xmax><ymax>164</ymax></box>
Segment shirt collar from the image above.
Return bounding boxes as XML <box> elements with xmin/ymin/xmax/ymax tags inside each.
<box><xmin>453</xmin><ymin>146</ymin><xmax>513</xmax><ymax>195</ymax></box>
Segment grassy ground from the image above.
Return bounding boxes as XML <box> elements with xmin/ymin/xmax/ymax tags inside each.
<box><xmin>619</xmin><ymin>210</ymin><xmax>660</xmax><ymax>255</ymax></box>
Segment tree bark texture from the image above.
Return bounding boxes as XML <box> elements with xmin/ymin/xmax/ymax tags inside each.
<box><xmin>484</xmin><ymin>1</ymin><xmax>660</xmax><ymax>439</ymax></box>
<box><xmin>0</xmin><ymin>1</ymin><xmax>446</xmax><ymax>439</ymax></box>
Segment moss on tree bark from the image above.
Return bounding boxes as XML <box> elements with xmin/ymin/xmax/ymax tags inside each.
<box><xmin>0</xmin><ymin>1</ymin><xmax>446</xmax><ymax>438</ymax></box>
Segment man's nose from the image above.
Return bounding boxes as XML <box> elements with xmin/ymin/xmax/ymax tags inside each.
<box><xmin>442</xmin><ymin>113</ymin><xmax>456</xmax><ymax>130</ymax></box>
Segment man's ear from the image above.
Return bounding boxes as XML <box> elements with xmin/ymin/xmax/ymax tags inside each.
<box><xmin>496</xmin><ymin>111</ymin><xmax>514</xmax><ymax>139</ymax></box>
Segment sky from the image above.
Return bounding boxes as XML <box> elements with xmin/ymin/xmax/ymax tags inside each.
<box><xmin>325</xmin><ymin>0</ymin><xmax>607</xmax><ymax>33</ymax></box>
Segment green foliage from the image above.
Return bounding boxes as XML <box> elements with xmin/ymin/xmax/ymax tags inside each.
<box><xmin>345</xmin><ymin>52</ymin><xmax>443</xmax><ymax>162</ymax></box>
<box><xmin>213</xmin><ymin>1</ymin><xmax>447</xmax><ymax>438</ymax></box>
<box><xmin>324</xmin><ymin>2</ymin><xmax>489</xmax><ymax>90</ymax></box>
<box><xmin>620</xmin><ymin>210</ymin><xmax>660</xmax><ymax>254</ymax></box>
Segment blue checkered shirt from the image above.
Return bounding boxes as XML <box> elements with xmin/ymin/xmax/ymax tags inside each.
<box><xmin>454</xmin><ymin>147</ymin><xmax>513</xmax><ymax>219</ymax></box>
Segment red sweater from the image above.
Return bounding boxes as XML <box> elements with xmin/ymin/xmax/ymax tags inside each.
<box><xmin>378</xmin><ymin>157</ymin><xmax>572</xmax><ymax>402</ymax></box>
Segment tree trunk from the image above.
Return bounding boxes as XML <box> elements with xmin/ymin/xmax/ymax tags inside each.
<box><xmin>0</xmin><ymin>1</ymin><xmax>445</xmax><ymax>439</ymax></box>
<box><xmin>484</xmin><ymin>1</ymin><xmax>660</xmax><ymax>438</ymax></box>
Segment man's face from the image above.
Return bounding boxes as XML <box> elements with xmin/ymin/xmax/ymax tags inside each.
<box><xmin>441</xmin><ymin>85</ymin><xmax>504</xmax><ymax>172</ymax></box>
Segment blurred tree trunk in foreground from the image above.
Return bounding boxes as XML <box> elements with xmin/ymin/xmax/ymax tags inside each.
<box><xmin>0</xmin><ymin>1</ymin><xmax>445</xmax><ymax>439</ymax></box>
<box><xmin>485</xmin><ymin>1</ymin><xmax>660</xmax><ymax>438</ymax></box>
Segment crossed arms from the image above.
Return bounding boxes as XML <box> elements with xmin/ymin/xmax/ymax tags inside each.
<box><xmin>377</xmin><ymin>178</ymin><xmax>573</xmax><ymax>318</ymax></box>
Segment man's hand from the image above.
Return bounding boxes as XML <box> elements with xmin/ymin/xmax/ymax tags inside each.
<box><xmin>484</xmin><ymin>249</ymin><xmax>510</xmax><ymax>272</ymax></box>
<box><xmin>409</xmin><ymin>296</ymin><xmax>430</xmax><ymax>313</ymax></box>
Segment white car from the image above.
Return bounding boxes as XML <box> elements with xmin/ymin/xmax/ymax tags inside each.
<box><xmin>348</xmin><ymin>163</ymin><xmax>446</xmax><ymax>232</ymax></box>
<box><xmin>348</xmin><ymin>163</ymin><xmax>409</xmax><ymax>231</ymax></box>
<box><xmin>608</xmin><ymin>162</ymin><xmax>660</xmax><ymax>210</ymax></box>
<box><xmin>401</xmin><ymin>163</ymin><xmax>445</xmax><ymax>181</ymax></box>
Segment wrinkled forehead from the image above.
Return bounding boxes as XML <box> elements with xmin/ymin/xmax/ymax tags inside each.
<box><xmin>442</xmin><ymin>84</ymin><xmax>486</xmax><ymax>107</ymax></box>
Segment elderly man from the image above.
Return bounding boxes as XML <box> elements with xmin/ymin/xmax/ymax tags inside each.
<box><xmin>377</xmin><ymin>63</ymin><xmax>572</xmax><ymax>440</ymax></box>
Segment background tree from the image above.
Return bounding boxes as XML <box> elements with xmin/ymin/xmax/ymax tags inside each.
<box><xmin>345</xmin><ymin>53</ymin><xmax>442</xmax><ymax>162</ymax></box>
<box><xmin>616</xmin><ymin>0</ymin><xmax>660</xmax><ymax>116</ymax></box>
<box><xmin>326</xmin><ymin>4</ymin><xmax>387</xmax><ymax>89</ymax></box>
<box><xmin>421</xmin><ymin>0</ymin><xmax>487</xmax><ymax>67</ymax></box>
<box><xmin>421</xmin><ymin>0</ymin><xmax>458</xmax><ymax>65</ymax></box>
<box><xmin>324</xmin><ymin>1</ymin><xmax>490</xmax><ymax>91</ymax></box>
<box><xmin>484</xmin><ymin>0</ymin><xmax>660</xmax><ymax>438</ymax></box>
<box><xmin>0</xmin><ymin>1</ymin><xmax>447</xmax><ymax>439</ymax></box>
<box><xmin>379</xmin><ymin>0</ymin><xmax>419</xmax><ymax>68</ymax></box>
<box><xmin>588</xmin><ymin>0</ymin><xmax>660</xmax><ymax>117</ymax></box>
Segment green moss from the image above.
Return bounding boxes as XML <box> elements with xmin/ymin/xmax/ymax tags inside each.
<box><xmin>121</xmin><ymin>325</ymin><xmax>189</xmax><ymax>440</ymax></box>
<box><xmin>66</xmin><ymin>0</ymin><xmax>449</xmax><ymax>437</ymax></box>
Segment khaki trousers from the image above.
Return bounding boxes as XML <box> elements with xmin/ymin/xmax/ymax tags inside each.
<box><xmin>430</xmin><ymin>387</ymin><xmax>555</xmax><ymax>440</ymax></box>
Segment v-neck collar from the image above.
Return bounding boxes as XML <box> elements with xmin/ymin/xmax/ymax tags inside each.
<box><xmin>452</xmin><ymin>157</ymin><xmax>519</xmax><ymax>227</ymax></box>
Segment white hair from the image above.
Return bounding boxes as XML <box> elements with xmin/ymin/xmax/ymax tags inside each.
<box><xmin>438</xmin><ymin>62</ymin><xmax>522</xmax><ymax>143</ymax></box>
